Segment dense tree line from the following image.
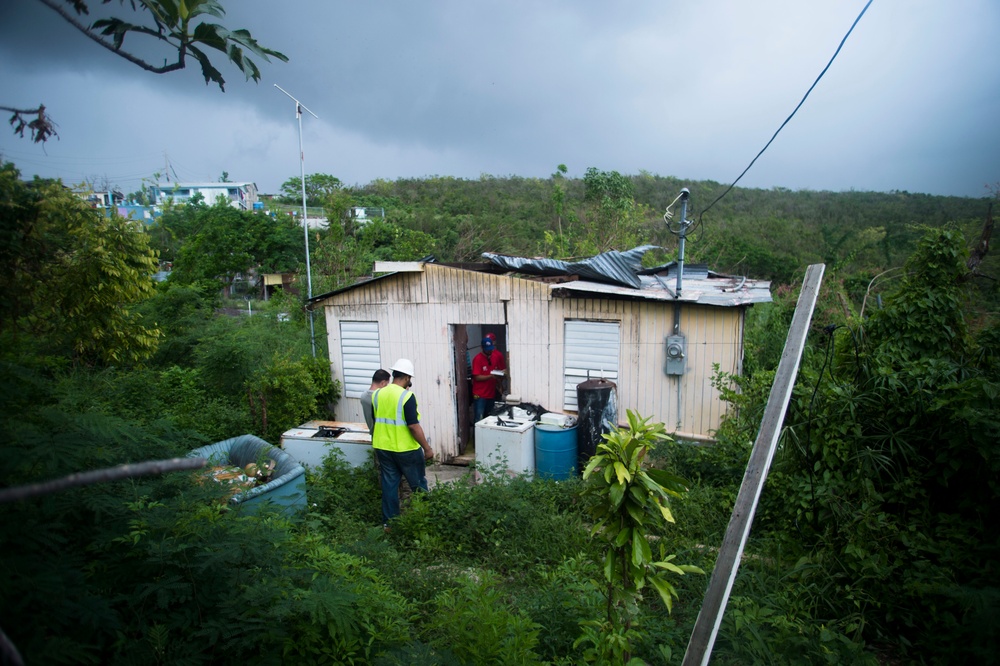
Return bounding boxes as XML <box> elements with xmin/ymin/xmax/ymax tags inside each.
<box><xmin>328</xmin><ymin>170</ymin><xmax>992</xmax><ymax>287</ymax></box>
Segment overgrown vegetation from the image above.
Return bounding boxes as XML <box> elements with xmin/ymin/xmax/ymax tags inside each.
<box><xmin>1</xmin><ymin>157</ymin><xmax>997</xmax><ymax>663</ymax></box>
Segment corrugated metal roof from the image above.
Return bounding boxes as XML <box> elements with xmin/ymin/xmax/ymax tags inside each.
<box><xmin>306</xmin><ymin>273</ymin><xmax>396</xmax><ymax>306</ymax></box>
<box><xmin>482</xmin><ymin>245</ymin><xmax>657</xmax><ymax>289</ymax></box>
<box><xmin>310</xmin><ymin>246</ymin><xmax>771</xmax><ymax>307</ymax></box>
<box><xmin>483</xmin><ymin>246</ymin><xmax>770</xmax><ymax>306</ymax></box>
<box><xmin>550</xmin><ymin>273</ymin><xmax>771</xmax><ymax>306</ymax></box>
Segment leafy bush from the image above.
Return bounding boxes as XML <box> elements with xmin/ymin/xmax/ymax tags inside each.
<box><xmin>577</xmin><ymin>410</ymin><xmax>704</xmax><ymax>663</ymax></box>
<box><xmin>514</xmin><ymin>555</ymin><xmax>604</xmax><ymax>663</ymax></box>
<box><xmin>0</xmin><ymin>163</ymin><xmax>160</xmax><ymax>366</ymax></box>
<box><xmin>390</xmin><ymin>470</ymin><xmax>591</xmax><ymax>573</ymax></box>
<box><xmin>65</xmin><ymin>365</ymin><xmax>248</xmax><ymax>443</ymax></box>
<box><xmin>733</xmin><ymin>226</ymin><xmax>1000</xmax><ymax>662</ymax></box>
<box><xmin>421</xmin><ymin>571</ymin><xmax>543</xmax><ymax>665</ymax></box>
<box><xmin>304</xmin><ymin>450</ymin><xmax>384</xmax><ymax>540</ymax></box>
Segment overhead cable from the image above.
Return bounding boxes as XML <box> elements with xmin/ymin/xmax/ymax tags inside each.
<box><xmin>698</xmin><ymin>0</ymin><xmax>875</xmax><ymax>222</ymax></box>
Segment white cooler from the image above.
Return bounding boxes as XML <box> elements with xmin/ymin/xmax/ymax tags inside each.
<box><xmin>475</xmin><ymin>416</ymin><xmax>535</xmax><ymax>476</ymax></box>
<box><xmin>280</xmin><ymin>421</ymin><xmax>372</xmax><ymax>469</ymax></box>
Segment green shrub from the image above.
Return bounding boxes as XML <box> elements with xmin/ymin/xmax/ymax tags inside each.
<box><xmin>714</xmin><ymin>556</ymin><xmax>879</xmax><ymax>665</ymax></box>
<box><xmin>390</xmin><ymin>471</ymin><xmax>590</xmax><ymax>573</ymax></box>
<box><xmin>422</xmin><ymin>571</ymin><xmax>543</xmax><ymax>665</ymax></box>
<box><xmin>277</xmin><ymin>535</ymin><xmax>417</xmax><ymax>663</ymax></box>
<box><xmin>514</xmin><ymin>555</ymin><xmax>603</xmax><ymax>663</ymax></box>
<box><xmin>304</xmin><ymin>449</ymin><xmax>383</xmax><ymax>540</ymax></box>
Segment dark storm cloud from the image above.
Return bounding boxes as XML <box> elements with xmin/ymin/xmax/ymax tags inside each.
<box><xmin>1</xmin><ymin>0</ymin><xmax>997</xmax><ymax>197</ymax></box>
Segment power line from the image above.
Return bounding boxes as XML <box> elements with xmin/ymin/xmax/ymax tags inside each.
<box><xmin>698</xmin><ymin>0</ymin><xmax>875</xmax><ymax>222</ymax></box>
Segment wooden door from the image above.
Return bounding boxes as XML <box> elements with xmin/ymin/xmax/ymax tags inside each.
<box><xmin>452</xmin><ymin>325</ymin><xmax>472</xmax><ymax>454</ymax></box>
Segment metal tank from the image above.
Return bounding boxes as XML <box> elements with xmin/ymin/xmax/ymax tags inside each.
<box><xmin>576</xmin><ymin>378</ymin><xmax>618</xmax><ymax>472</ymax></box>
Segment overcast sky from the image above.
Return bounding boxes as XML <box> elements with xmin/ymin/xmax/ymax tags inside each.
<box><xmin>1</xmin><ymin>1</ymin><xmax>997</xmax><ymax>199</ymax></box>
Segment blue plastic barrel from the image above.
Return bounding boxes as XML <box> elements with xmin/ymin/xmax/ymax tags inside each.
<box><xmin>534</xmin><ymin>424</ymin><xmax>578</xmax><ymax>480</ymax></box>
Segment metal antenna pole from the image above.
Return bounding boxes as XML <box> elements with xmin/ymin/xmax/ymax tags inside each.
<box><xmin>675</xmin><ymin>188</ymin><xmax>691</xmax><ymax>298</ymax></box>
<box><xmin>274</xmin><ymin>84</ymin><xmax>319</xmax><ymax>356</ymax></box>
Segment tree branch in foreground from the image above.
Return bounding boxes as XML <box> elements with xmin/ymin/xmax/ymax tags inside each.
<box><xmin>0</xmin><ymin>457</ymin><xmax>207</xmax><ymax>503</ymax></box>
<box><xmin>2</xmin><ymin>105</ymin><xmax>58</xmax><ymax>143</ymax></box>
<box><xmin>36</xmin><ymin>0</ymin><xmax>187</xmax><ymax>75</ymax></box>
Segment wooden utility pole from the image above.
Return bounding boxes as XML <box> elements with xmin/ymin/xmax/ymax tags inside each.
<box><xmin>682</xmin><ymin>263</ymin><xmax>825</xmax><ymax>665</ymax></box>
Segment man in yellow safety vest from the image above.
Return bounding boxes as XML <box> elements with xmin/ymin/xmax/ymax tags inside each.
<box><xmin>372</xmin><ymin>358</ymin><xmax>434</xmax><ymax>526</ymax></box>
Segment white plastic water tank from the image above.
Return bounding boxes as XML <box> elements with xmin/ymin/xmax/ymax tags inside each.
<box><xmin>475</xmin><ymin>416</ymin><xmax>535</xmax><ymax>475</ymax></box>
<box><xmin>280</xmin><ymin>422</ymin><xmax>372</xmax><ymax>469</ymax></box>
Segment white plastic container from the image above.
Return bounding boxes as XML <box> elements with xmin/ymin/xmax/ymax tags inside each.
<box><xmin>475</xmin><ymin>416</ymin><xmax>535</xmax><ymax>475</ymax></box>
<box><xmin>540</xmin><ymin>412</ymin><xmax>573</xmax><ymax>427</ymax></box>
<box><xmin>280</xmin><ymin>422</ymin><xmax>372</xmax><ymax>469</ymax></box>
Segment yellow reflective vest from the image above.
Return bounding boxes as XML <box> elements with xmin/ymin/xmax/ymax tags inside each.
<box><xmin>371</xmin><ymin>383</ymin><xmax>420</xmax><ymax>452</ymax></box>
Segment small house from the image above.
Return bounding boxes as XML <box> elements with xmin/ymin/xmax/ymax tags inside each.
<box><xmin>308</xmin><ymin>246</ymin><xmax>771</xmax><ymax>462</ymax></box>
<box><xmin>150</xmin><ymin>182</ymin><xmax>259</xmax><ymax>211</ymax></box>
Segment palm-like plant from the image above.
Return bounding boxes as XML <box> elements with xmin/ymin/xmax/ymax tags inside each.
<box><xmin>578</xmin><ymin>410</ymin><xmax>704</xmax><ymax>663</ymax></box>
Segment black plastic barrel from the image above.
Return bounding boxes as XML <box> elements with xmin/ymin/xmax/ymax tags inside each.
<box><xmin>576</xmin><ymin>378</ymin><xmax>618</xmax><ymax>472</ymax></box>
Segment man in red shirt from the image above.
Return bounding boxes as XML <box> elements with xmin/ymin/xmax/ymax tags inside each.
<box><xmin>471</xmin><ymin>336</ymin><xmax>506</xmax><ymax>423</ymax></box>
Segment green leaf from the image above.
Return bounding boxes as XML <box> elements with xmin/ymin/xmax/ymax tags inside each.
<box><xmin>609</xmin><ymin>482</ymin><xmax>625</xmax><ymax>510</ymax></box>
<box><xmin>192</xmin><ymin>22</ymin><xmax>228</xmax><ymax>53</ymax></box>
<box><xmin>653</xmin><ymin>560</ymin><xmax>686</xmax><ymax>575</ymax></box>
<box><xmin>649</xmin><ymin>575</ymin><xmax>677</xmax><ymax>613</ymax></box>
<box><xmin>186</xmin><ymin>44</ymin><xmax>226</xmax><ymax>89</ymax></box>
<box><xmin>625</xmin><ymin>501</ymin><xmax>645</xmax><ymax>525</ymax></box>
<box><xmin>645</xmin><ymin>467</ymin><xmax>689</xmax><ymax>496</ymax></box>
<box><xmin>656</xmin><ymin>499</ymin><xmax>675</xmax><ymax>524</ymax></box>
<box><xmin>631</xmin><ymin>533</ymin><xmax>651</xmax><ymax>566</ymax></box>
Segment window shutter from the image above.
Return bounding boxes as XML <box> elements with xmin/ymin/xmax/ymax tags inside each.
<box><xmin>563</xmin><ymin>320</ymin><xmax>619</xmax><ymax>411</ymax></box>
<box><xmin>340</xmin><ymin>321</ymin><xmax>381</xmax><ymax>398</ymax></box>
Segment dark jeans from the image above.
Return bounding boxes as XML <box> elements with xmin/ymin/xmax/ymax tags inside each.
<box><xmin>375</xmin><ymin>448</ymin><xmax>428</xmax><ymax>524</ymax></box>
<box><xmin>474</xmin><ymin>397</ymin><xmax>496</xmax><ymax>424</ymax></box>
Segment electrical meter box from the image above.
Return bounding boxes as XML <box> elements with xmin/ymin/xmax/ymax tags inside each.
<box><xmin>664</xmin><ymin>334</ymin><xmax>686</xmax><ymax>376</ymax></box>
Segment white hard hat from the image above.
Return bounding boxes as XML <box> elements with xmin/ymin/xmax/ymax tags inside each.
<box><xmin>391</xmin><ymin>358</ymin><xmax>415</xmax><ymax>377</ymax></box>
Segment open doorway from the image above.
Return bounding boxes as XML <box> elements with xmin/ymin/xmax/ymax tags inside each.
<box><xmin>451</xmin><ymin>324</ymin><xmax>508</xmax><ymax>456</ymax></box>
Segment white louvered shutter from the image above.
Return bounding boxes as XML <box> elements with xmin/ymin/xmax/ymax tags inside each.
<box><xmin>563</xmin><ymin>320</ymin><xmax>619</xmax><ymax>411</ymax></box>
<box><xmin>340</xmin><ymin>321</ymin><xmax>381</xmax><ymax>398</ymax></box>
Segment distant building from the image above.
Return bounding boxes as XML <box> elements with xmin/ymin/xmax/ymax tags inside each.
<box><xmin>117</xmin><ymin>204</ymin><xmax>162</xmax><ymax>224</ymax></box>
<box><xmin>84</xmin><ymin>189</ymin><xmax>125</xmax><ymax>208</ymax></box>
<box><xmin>347</xmin><ymin>206</ymin><xmax>385</xmax><ymax>226</ymax></box>
<box><xmin>261</xmin><ymin>273</ymin><xmax>300</xmax><ymax>299</ymax></box>
<box><xmin>150</xmin><ymin>182</ymin><xmax>259</xmax><ymax>210</ymax></box>
<box><xmin>75</xmin><ymin>187</ymin><xmax>162</xmax><ymax>223</ymax></box>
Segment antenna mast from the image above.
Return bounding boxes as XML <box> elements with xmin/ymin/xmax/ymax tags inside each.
<box><xmin>274</xmin><ymin>84</ymin><xmax>319</xmax><ymax>357</ymax></box>
<box><xmin>675</xmin><ymin>189</ymin><xmax>691</xmax><ymax>297</ymax></box>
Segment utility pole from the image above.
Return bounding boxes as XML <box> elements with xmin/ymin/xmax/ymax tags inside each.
<box><xmin>274</xmin><ymin>84</ymin><xmax>319</xmax><ymax>357</ymax></box>
<box><xmin>682</xmin><ymin>264</ymin><xmax>826</xmax><ymax>666</ymax></box>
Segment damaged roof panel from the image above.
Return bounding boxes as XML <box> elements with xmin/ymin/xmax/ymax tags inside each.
<box><xmin>550</xmin><ymin>273</ymin><xmax>772</xmax><ymax>306</ymax></box>
<box><xmin>310</xmin><ymin>246</ymin><xmax>771</xmax><ymax>307</ymax></box>
<box><xmin>483</xmin><ymin>245</ymin><xmax>771</xmax><ymax>306</ymax></box>
<box><xmin>482</xmin><ymin>245</ymin><xmax>657</xmax><ymax>289</ymax></box>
